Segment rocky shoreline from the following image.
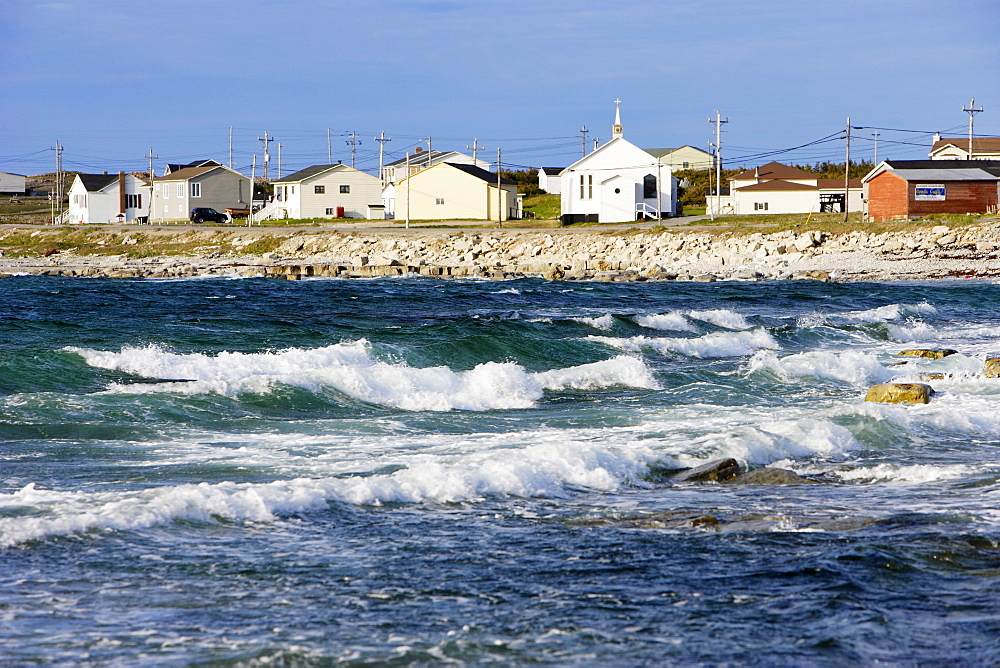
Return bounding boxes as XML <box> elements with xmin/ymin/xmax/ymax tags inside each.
<box><xmin>2</xmin><ymin>220</ymin><xmax>1000</xmax><ymax>282</ymax></box>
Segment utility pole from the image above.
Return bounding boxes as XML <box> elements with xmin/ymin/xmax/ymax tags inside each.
<box><xmin>276</xmin><ymin>142</ymin><xmax>283</xmax><ymax>179</ymax></box>
<box><xmin>258</xmin><ymin>132</ymin><xmax>273</xmax><ymax>181</ymax></box>
<box><xmin>345</xmin><ymin>131</ymin><xmax>362</xmax><ymax>168</ymax></box>
<box><xmin>374</xmin><ymin>131</ymin><xmax>391</xmax><ymax>183</ymax></box>
<box><xmin>580</xmin><ymin>126</ymin><xmax>589</xmax><ymax>158</ymax></box>
<box><xmin>405</xmin><ymin>152</ymin><xmax>410</xmax><ymax>229</ymax></box>
<box><xmin>709</xmin><ymin>111</ymin><xmax>728</xmax><ymax>219</ymax></box>
<box><xmin>229</xmin><ymin>127</ymin><xmax>233</xmax><ymax>169</ymax></box>
<box><xmin>872</xmin><ymin>129</ymin><xmax>880</xmax><ymax>165</ymax></box>
<box><xmin>466</xmin><ymin>138</ymin><xmax>483</xmax><ymax>166</ymax></box>
<box><xmin>708</xmin><ymin>140</ymin><xmax>716</xmax><ymax>221</ymax></box>
<box><xmin>327</xmin><ymin>128</ymin><xmax>332</xmax><ymax>164</ymax></box>
<box><xmin>496</xmin><ymin>147</ymin><xmax>503</xmax><ymax>228</ymax></box>
<box><xmin>145</xmin><ymin>147</ymin><xmax>158</xmax><ymax>224</ymax></box>
<box><xmin>844</xmin><ymin>117</ymin><xmax>851</xmax><ymax>223</ymax></box>
<box><xmin>963</xmin><ymin>97</ymin><xmax>984</xmax><ymax>159</ymax></box>
<box><xmin>421</xmin><ymin>137</ymin><xmax>432</xmax><ymax>171</ymax></box>
<box><xmin>248</xmin><ymin>154</ymin><xmax>257</xmax><ymax>226</ymax></box>
<box><xmin>49</xmin><ymin>140</ymin><xmax>64</xmax><ymax>218</ymax></box>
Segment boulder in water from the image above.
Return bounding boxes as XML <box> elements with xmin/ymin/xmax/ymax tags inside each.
<box><xmin>897</xmin><ymin>349</ymin><xmax>957</xmax><ymax>359</ymax></box>
<box><xmin>865</xmin><ymin>382</ymin><xmax>934</xmax><ymax>404</ymax></box>
<box><xmin>673</xmin><ymin>458</ymin><xmax>741</xmax><ymax>483</ymax></box>
<box><xmin>727</xmin><ymin>467</ymin><xmax>817</xmax><ymax>485</ymax></box>
<box><xmin>984</xmin><ymin>358</ymin><xmax>1000</xmax><ymax>378</ymax></box>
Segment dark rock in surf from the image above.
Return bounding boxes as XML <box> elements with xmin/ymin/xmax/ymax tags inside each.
<box><xmin>672</xmin><ymin>458</ymin><xmax>741</xmax><ymax>483</ymax></box>
<box><xmin>727</xmin><ymin>467</ymin><xmax>818</xmax><ymax>485</ymax></box>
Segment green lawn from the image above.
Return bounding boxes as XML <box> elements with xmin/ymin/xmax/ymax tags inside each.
<box><xmin>523</xmin><ymin>193</ymin><xmax>560</xmax><ymax>220</ymax></box>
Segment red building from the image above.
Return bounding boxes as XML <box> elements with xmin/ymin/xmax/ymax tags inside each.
<box><xmin>863</xmin><ymin>160</ymin><xmax>1000</xmax><ymax>222</ymax></box>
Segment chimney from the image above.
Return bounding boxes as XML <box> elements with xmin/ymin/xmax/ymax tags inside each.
<box><xmin>119</xmin><ymin>171</ymin><xmax>126</xmax><ymax>216</ymax></box>
<box><xmin>414</xmin><ymin>146</ymin><xmax>424</xmax><ymax>153</ymax></box>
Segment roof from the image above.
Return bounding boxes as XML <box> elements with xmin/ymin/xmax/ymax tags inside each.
<box><xmin>868</xmin><ymin>159</ymin><xmax>1000</xmax><ymax>182</ymax></box>
<box><xmin>730</xmin><ymin>161</ymin><xmax>818</xmax><ymax>181</ymax></box>
<box><xmin>643</xmin><ymin>148</ymin><xmax>676</xmax><ymax>159</ymax></box>
<box><xmin>890</xmin><ymin>168</ymin><xmax>1000</xmax><ymax>181</ymax></box>
<box><xmin>153</xmin><ymin>165</ymin><xmax>229</xmax><ymax>182</ymax></box>
<box><xmin>644</xmin><ymin>145</ymin><xmax>711</xmax><ymax>159</ymax></box>
<box><xmin>385</xmin><ymin>150</ymin><xmax>451</xmax><ymax>167</ymax></box>
<box><xmin>272</xmin><ymin>164</ymin><xmax>348</xmax><ymax>183</ymax></box>
<box><xmin>734</xmin><ymin>179</ymin><xmax>817</xmax><ymax>192</ymax></box>
<box><xmin>165</xmin><ymin>159</ymin><xmax>222</xmax><ymax>173</ymax></box>
<box><xmin>541</xmin><ymin>167</ymin><xmax>563</xmax><ymax>176</ymax></box>
<box><xmin>931</xmin><ymin>137</ymin><xmax>1000</xmax><ymax>154</ymax></box>
<box><xmin>441</xmin><ymin>162</ymin><xmax>517</xmax><ymax>186</ymax></box>
<box><xmin>76</xmin><ymin>173</ymin><xmax>119</xmax><ymax>191</ymax></box>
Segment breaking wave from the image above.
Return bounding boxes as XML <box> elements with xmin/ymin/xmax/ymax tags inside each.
<box><xmin>65</xmin><ymin>342</ymin><xmax>658</xmax><ymax>411</ymax></box>
<box><xmin>589</xmin><ymin>328</ymin><xmax>779</xmax><ymax>358</ymax></box>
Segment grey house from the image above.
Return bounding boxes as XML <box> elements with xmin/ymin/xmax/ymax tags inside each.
<box><xmin>151</xmin><ymin>164</ymin><xmax>251</xmax><ymax>222</ymax></box>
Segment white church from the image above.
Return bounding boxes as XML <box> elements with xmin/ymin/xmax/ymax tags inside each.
<box><xmin>559</xmin><ymin>101</ymin><xmax>677</xmax><ymax>224</ymax></box>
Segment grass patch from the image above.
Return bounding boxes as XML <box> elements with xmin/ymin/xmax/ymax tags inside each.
<box><xmin>241</xmin><ymin>237</ymin><xmax>283</xmax><ymax>254</ymax></box>
<box><xmin>523</xmin><ymin>193</ymin><xmax>560</xmax><ymax>220</ymax></box>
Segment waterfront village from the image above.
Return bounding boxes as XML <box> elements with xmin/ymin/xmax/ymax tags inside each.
<box><xmin>2</xmin><ymin>102</ymin><xmax>999</xmax><ymax>228</ymax></box>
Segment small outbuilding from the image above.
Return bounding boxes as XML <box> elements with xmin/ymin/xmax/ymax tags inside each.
<box><xmin>862</xmin><ymin>160</ymin><xmax>1000</xmax><ymax>222</ymax></box>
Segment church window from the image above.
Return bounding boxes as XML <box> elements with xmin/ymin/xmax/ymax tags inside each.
<box><xmin>580</xmin><ymin>175</ymin><xmax>585</xmax><ymax>199</ymax></box>
<box><xmin>588</xmin><ymin>175</ymin><xmax>593</xmax><ymax>199</ymax></box>
<box><xmin>643</xmin><ymin>174</ymin><xmax>657</xmax><ymax>199</ymax></box>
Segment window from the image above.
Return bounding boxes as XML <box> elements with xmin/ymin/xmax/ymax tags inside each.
<box><xmin>340</xmin><ymin>185</ymin><xmax>350</xmax><ymax>194</ymax></box>
<box><xmin>191</xmin><ymin>183</ymin><xmax>201</xmax><ymax>198</ymax></box>
<box><xmin>325</xmin><ymin>208</ymin><xmax>334</xmax><ymax>215</ymax></box>
<box><xmin>176</xmin><ymin>184</ymin><xmax>184</xmax><ymax>198</ymax></box>
<box><xmin>755</xmin><ymin>202</ymin><xmax>769</xmax><ymax>211</ymax></box>
<box><xmin>162</xmin><ymin>184</ymin><xmax>169</xmax><ymax>199</ymax></box>
<box><xmin>643</xmin><ymin>174</ymin><xmax>657</xmax><ymax>199</ymax></box>
<box><xmin>314</xmin><ymin>185</ymin><xmax>325</xmax><ymax>194</ymax></box>
<box><xmin>682</xmin><ymin>161</ymin><xmax>689</xmax><ymax>169</ymax></box>
<box><xmin>580</xmin><ymin>174</ymin><xmax>585</xmax><ymax>199</ymax></box>
<box><xmin>588</xmin><ymin>175</ymin><xmax>593</xmax><ymax>199</ymax></box>
<box><xmin>126</xmin><ymin>193</ymin><xmax>142</xmax><ymax>209</ymax></box>
<box><xmin>435</xmin><ymin>198</ymin><xmax>445</xmax><ymax>205</ymax></box>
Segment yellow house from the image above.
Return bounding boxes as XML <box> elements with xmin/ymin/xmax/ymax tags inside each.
<box><xmin>392</xmin><ymin>162</ymin><xmax>520</xmax><ymax>221</ymax></box>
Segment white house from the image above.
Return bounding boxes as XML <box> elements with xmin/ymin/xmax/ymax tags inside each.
<box><xmin>67</xmin><ymin>172</ymin><xmax>151</xmax><ymax>224</ymax></box>
<box><xmin>382</xmin><ymin>149</ymin><xmax>490</xmax><ymax>184</ymax></box>
<box><xmin>929</xmin><ymin>136</ymin><xmax>1000</xmax><ymax>161</ymax></box>
<box><xmin>559</xmin><ymin>102</ymin><xmax>676</xmax><ymax>224</ymax></box>
<box><xmin>707</xmin><ymin>162</ymin><xmax>862</xmax><ymax>215</ymax></box>
<box><xmin>151</xmin><ymin>164</ymin><xmax>251</xmax><ymax>222</ymax></box>
<box><xmin>538</xmin><ymin>168</ymin><xmax>563</xmax><ymax>194</ymax></box>
<box><xmin>267</xmin><ymin>164</ymin><xmax>384</xmax><ymax>219</ymax></box>
<box><xmin>0</xmin><ymin>171</ymin><xmax>26</xmax><ymax>195</ymax></box>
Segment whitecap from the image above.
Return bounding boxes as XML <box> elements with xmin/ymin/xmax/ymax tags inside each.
<box><xmin>747</xmin><ymin>349</ymin><xmax>893</xmax><ymax>386</ymax></box>
<box><xmin>65</xmin><ymin>343</ymin><xmax>657</xmax><ymax>411</ymax></box>
<box><xmin>589</xmin><ymin>328</ymin><xmax>779</xmax><ymax>358</ymax></box>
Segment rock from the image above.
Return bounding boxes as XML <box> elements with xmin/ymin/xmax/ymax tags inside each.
<box><xmin>897</xmin><ymin>349</ymin><xmax>958</xmax><ymax>359</ymax></box>
<box><xmin>728</xmin><ymin>467</ymin><xmax>817</xmax><ymax>485</ymax></box>
<box><xmin>984</xmin><ymin>358</ymin><xmax>1000</xmax><ymax>378</ymax></box>
<box><xmin>673</xmin><ymin>458</ymin><xmax>741</xmax><ymax>483</ymax></box>
<box><xmin>917</xmin><ymin>373</ymin><xmax>948</xmax><ymax>381</ymax></box>
<box><xmin>865</xmin><ymin>382</ymin><xmax>934</xmax><ymax>404</ymax></box>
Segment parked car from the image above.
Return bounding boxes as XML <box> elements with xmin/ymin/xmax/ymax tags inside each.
<box><xmin>190</xmin><ymin>207</ymin><xmax>229</xmax><ymax>223</ymax></box>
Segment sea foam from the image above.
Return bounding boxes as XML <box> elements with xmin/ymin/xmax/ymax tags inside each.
<box><xmin>747</xmin><ymin>349</ymin><xmax>893</xmax><ymax>386</ymax></box>
<box><xmin>590</xmin><ymin>328</ymin><xmax>779</xmax><ymax>358</ymax></box>
<box><xmin>66</xmin><ymin>343</ymin><xmax>657</xmax><ymax>411</ymax></box>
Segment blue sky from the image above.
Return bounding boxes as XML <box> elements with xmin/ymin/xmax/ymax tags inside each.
<box><xmin>2</xmin><ymin>0</ymin><xmax>997</xmax><ymax>177</ymax></box>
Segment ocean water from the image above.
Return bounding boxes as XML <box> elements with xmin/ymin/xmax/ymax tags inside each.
<box><xmin>2</xmin><ymin>275</ymin><xmax>1000</xmax><ymax>664</ymax></box>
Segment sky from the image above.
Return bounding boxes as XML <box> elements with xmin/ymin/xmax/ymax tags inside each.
<box><xmin>1</xmin><ymin>0</ymin><xmax>998</xmax><ymax>178</ymax></box>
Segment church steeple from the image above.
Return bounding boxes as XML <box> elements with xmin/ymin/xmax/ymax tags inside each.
<box><xmin>612</xmin><ymin>98</ymin><xmax>623</xmax><ymax>139</ymax></box>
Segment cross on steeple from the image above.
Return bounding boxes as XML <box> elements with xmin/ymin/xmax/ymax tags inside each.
<box><xmin>612</xmin><ymin>98</ymin><xmax>623</xmax><ymax>139</ymax></box>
